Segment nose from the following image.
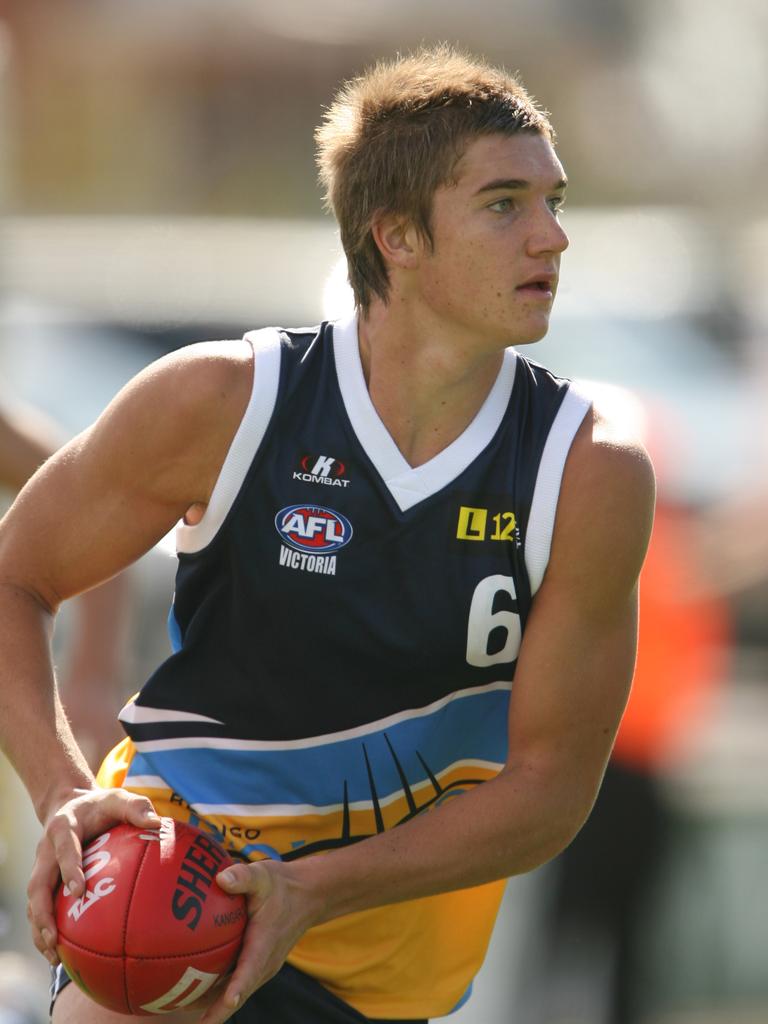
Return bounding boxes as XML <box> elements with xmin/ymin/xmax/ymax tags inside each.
<box><xmin>527</xmin><ymin>209</ymin><xmax>569</xmax><ymax>257</ymax></box>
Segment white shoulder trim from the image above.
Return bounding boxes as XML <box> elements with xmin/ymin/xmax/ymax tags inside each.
<box><xmin>525</xmin><ymin>384</ymin><xmax>592</xmax><ymax>595</ymax></box>
<box><xmin>176</xmin><ymin>330</ymin><xmax>282</xmax><ymax>554</ymax></box>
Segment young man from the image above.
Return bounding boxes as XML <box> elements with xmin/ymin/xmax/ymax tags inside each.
<box><xmin>0</xmin><ymin>46</ymin><xmax>654</xmax><ymax>1024</ymax></box>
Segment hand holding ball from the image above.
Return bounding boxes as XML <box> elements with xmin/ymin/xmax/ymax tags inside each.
<box><xmin>55</xmin><ymin>819</ymin><xmax>247</xmax><ymax>1015</ymax></box>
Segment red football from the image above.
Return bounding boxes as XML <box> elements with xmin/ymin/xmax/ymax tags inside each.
<box><xmin>55</xmin><ymin>819</ymin><xmax>247</xmax><ymax>1015</ymax></box>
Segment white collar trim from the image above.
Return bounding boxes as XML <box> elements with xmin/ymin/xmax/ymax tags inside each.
<box><xmin>332</xmin><ymin>312</ymin><xmax>518</xmax><ymax>512</ymax></box>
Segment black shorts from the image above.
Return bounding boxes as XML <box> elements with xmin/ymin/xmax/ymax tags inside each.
<box><xmin>50</xmin><ymin>962</ymin><xmax>428</xmax><ymax>1023</ymax></box>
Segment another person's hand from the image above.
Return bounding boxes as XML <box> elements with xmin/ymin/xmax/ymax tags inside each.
<box><xmin>28</xmin><ymin>787</ymin><xmax>161</xmax><ymax>967</ymax></box>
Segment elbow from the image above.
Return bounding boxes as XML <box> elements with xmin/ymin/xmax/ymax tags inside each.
<box><xmin>0</xmin><ymin>575</ymin><xmax>59</xmax><ymax>620</ymax></box>
<box><xmin>518</xmin><ymin>815</ymin><xmax>585</xmax><ymax>876</ymax></box>
<box><xmin>546</xmin><ymin>800</ymin><xmax>594</xmax><ymax>862</ymax></box>
<box><xmin>558</xmin><ymin>781</ymin><xmax>601</xmax><ymax>850</ymax></box>
<box><xmin>497</xmin><ymin>766</ymin><xmax>601</xmax><ymax>877</ymax></box>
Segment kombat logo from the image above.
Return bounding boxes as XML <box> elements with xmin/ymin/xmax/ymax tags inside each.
<box><xmin>293</xmin><ymin>454</ymin><xmax>350</xmax><ymax>488</ymax></box>
<box><xmin>275</xmin><ymin>503</ymin><xmax>353</xmax><ymax>576</ymax></box>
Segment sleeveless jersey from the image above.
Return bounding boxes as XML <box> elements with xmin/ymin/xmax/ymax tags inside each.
<box><xmin>103</xmin><ymin>312</ymin><xmax>590</xmax><ymax>1019</ymax></box>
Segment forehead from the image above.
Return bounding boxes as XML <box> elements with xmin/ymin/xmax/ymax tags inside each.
<box><xmin>451</xmin><ymin>132</ymin><xmax>565</xmax><ymax>191</ymax></box>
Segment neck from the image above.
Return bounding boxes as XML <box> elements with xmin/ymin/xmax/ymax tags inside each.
<box><xmin>356</xmin><ymin>300</ymin><xmax>506</xmax><ymax>468</ymax></box>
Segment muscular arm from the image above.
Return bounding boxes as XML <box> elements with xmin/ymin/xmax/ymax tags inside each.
<box><xmin>304</xmin><ymin>407</ymin><xmax>653</xmax><ymax>899</ymax></box>
<box><xmin>0</xmin><ymin>343</ymin><xmax>252</xmax><ymax>951</ymax></box>
<box><xmin>208</xmin><ymin>405</ymin><xmax>655</xmax><ymax>1021</ymax></box>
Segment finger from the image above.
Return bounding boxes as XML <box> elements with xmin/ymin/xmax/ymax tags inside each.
<box><xmin>27</xmin><ymin>840</ymin><xmax>62</xmax><ymax>964</ymax></box>
<box><xmin>31</xmin><ymin>791</ymin><xmax>162</xmax><ymax>966</ymax></box>
<box><xmin>44</xmin><ymin>791</ymin><xmax>160</xmax><ymax>909</ymax></box>
<box><xmin>216</xmin><ymin>861</ymin><xmax>273</xmax><ymax>906</ymax></box>
<box><xmin>26</xmin><ymin>902</ymin><xmax>59</xmax><ymax>966</ymax></box>
<box><xmin>114</xmin><ymin>791</ymin><xmax>162</xmax><ymax>830</ymax></box>
<box><xmin>46</xmin><ymin>805</ymin><xmax>85</xmax><ymax>898</ymax></box>
<box><xmin>198</xmin><ymin>989</ymin><xmax>242</xmax><ymax>1024</ymax></box>
<box><xmin>26</xmin><ymin>904</ymin><xmax>59</xmax><ymax>966</ymax></box>
<box><xmin>86</xmin><ymin>788</ymin><xmax>161</xmax><ymax>831</ymax></box>
<box><xmin>200</xmin><ymin>914</ymin><xmax>280</xmax><ymax>1023</ymax></box>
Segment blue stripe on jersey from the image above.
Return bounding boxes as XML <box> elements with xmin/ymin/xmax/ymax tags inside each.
<box><xmin>167</xmin><ymin>603</ymin><xmax>182</xmax><ymax>654</ymax></box>
<box><xmin>127</xmin><ymin>685</ymin><xmax>511</xmax><ymax>810</ymax></box>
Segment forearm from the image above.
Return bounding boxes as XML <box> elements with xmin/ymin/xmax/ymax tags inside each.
<box><xmin>293</xmin><ymin>760</ymin><xmax>585</xmax><ymax>924</ymax></box>
<box><xmin>0</xmin><ymin>582</ymin><xmax>94</xmax><ymax>822</ymax></box>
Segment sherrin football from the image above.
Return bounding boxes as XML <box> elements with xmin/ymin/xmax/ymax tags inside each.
<box><xmin>55</xmin><ymin>818</ymin><xmax>247</xmax><ymax>1015</ymax></box>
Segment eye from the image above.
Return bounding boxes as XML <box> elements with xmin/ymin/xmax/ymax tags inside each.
<box><xmin>548</xmin><ymin>195</ymin><xmax>567</xmax><ymax>214</ymax></box>
<box><xmin>487</xmin><ymin>197</ymin><xmax>515</xmax><ymax>213</ymax></box>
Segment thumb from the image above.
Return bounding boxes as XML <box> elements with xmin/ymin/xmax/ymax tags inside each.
<box><xmin>123</xmin><ymin>797</ymin><xmax>162</xmax><ymax>829</ymax></box>
<box><xmin>217</xmin><ymin>861</ymin><xmax>274</xmax><ymax>901</ymax></box>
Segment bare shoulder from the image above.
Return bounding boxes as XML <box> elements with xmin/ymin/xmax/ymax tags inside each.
<box><xmin>548</xmin><ymin>387</ymin><xmax>656</xmax><ymax>600</ymax></box>
<box><xmin>80</xmin><ymin>340</ymin><xmax>254</xmax><ymax>502</ymax></box>
<box><xmin>568</xmin><ymin>388</ymin><xmax>656</xmax><ymax>499</ymax></box>
<box><xmin>115</xmin><ymin>340</ymin><xmax>253</xmax><ymax>436</ymax></box>
<box><xmin>0</xmin><ymin>341</ymin><xmax>254</xmax><ymax>587</ymax></box>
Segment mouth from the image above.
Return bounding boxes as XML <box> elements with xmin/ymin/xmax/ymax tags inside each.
<box><xmin>516</xmin><ymin>278</ymin><xmax>555</xmax><ymax>299</ymax></box>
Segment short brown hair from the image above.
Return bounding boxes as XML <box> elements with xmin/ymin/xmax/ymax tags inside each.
<box><xmin>316</xmin><ymin>44</ymin><xmax>555</xmax><ymax>313</ymax></box>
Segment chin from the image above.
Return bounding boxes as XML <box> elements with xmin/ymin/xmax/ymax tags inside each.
<box><xmin>507</xmin><ymin>317</ymin><xmax>551</xmax><ymax>348</ymax></box>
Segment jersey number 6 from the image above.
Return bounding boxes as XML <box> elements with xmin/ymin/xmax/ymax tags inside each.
<box><xmin>465</xmin><ymin>575</ymin><xmax>521</xmax><ymax>668</ymax></box>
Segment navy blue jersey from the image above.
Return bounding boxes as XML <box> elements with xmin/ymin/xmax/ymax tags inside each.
<box><xmin>111</xmin><ymin>313</ymin><xmax>590</xmax><ymax>1017</ymax></box>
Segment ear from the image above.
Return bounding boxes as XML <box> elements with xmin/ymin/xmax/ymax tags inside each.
<box><xmin>370</xmin><ymin>211</ymin><xmax>423</xmax><ymax>271</ymax></box>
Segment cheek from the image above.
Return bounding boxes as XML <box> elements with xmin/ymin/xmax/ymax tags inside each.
<box><xmin>429</xmin><ymin>245</ymin><xmax>489</xmax><ymax>300</ymax></box>
<box><xmin>421</xmin><ymin>230</ymin><xmax>513</xmax><ymax>319</ymax></box>
<box><xmin>426</xmin><ymin>265</ymin><xmax>482</xmax><ymax>314</ymax></box>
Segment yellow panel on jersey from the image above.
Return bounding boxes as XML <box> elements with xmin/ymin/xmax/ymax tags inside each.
<box><xmin>289</xmin><ymin>883</ymin><xmax>506</xmax><ymax>1018</ymax></box>
<box><xmin>96</xmin><ymin>738</ymin><xmax>507</xmax><ymax>1018</ymax></box>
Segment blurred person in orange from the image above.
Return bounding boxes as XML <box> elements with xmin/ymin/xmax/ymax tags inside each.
<box><xmin>0</xmin><ymin>46</ymin><xmax>654</xmax><ymax>1024</ymax></box>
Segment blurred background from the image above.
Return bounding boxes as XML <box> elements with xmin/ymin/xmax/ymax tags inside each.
<box><xmin>1</xmin><ymin>1</ymin><xmax>767</xmax><ymax>1021</ymax></box>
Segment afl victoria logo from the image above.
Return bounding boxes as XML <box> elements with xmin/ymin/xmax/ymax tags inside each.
<box><xmin>275</xmin><ymin>504</ymin><xmax>353</xmax><ymax>554</ymax></box>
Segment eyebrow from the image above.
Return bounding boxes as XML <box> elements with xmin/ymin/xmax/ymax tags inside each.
<box><xmin>475</xmin><ymin>176</ymin><xmax>568</xmax><ymax>195</ymax></box>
